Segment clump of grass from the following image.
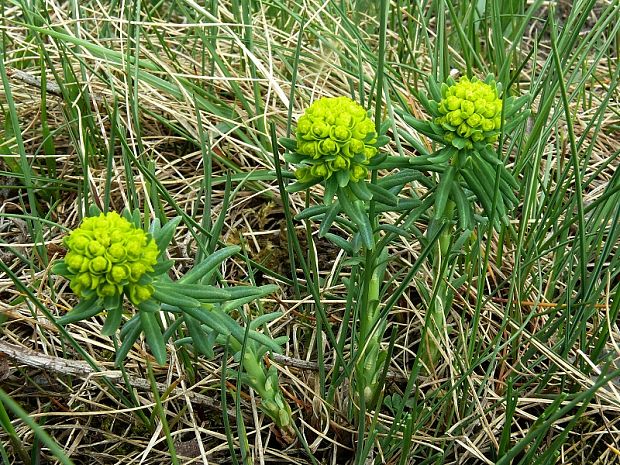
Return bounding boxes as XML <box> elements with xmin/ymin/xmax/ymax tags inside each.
<box><xmin>1</xmin><ymin>0</ymin><xmax>620</xmax><ymax>464</ymax></box>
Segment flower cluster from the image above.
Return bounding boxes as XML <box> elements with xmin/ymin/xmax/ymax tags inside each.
<box><xmin>435</xmin><ymin>76</ymin><xmax>503</xmax><ymax>150</ymax></box>
<box><xmin>62</xmin><ymin>212</ymin><xmax>159</xmax><ymax>303</ymax></box>
<box><xmin>294</xmin><ymin>96</ymin><xmax>377</xmax><ymax>184</ymax></box>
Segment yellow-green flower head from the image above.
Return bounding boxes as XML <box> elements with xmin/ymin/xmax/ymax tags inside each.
<box><xmin>63</xmin><ymin>212</ymin><xmax>159</xmax><ymax>303</ymax></box>
<box><xmin>294</xmin><ymin>96</ymin><xmax>377</xmax><ymax>184</ymax></box>
<box><xmin>436</xmin><ymin>76</ymin><xmax>503</xmax><ymax>150</ymax></box>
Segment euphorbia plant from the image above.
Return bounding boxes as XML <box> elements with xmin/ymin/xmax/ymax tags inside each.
<box><xmin>280</xmin><ymin>96</ymin><xmax>423</xmax><ymax>407</ymax></box>
<box><xmin>400</xmin><ymin>74</ymin><xmax>529</xmax><ymax>370</ymax></box>
<box><xmin>53</xmin><ymin>207</ymin><xmax>293</xmax><ymax>434</ymax></box>
<box><xmin>279</xmin><ymin>76</ymin><xmax>527</xmax><ymax>404</ymax></box>
<box><xmin>282</xmin><ymin>96</ymin><xmax>387</xmax><ymax>250</ymax></box>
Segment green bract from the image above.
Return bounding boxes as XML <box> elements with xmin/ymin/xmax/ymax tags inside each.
<box><xmin>397</xmin><ymin>73</ymin><xmax>530</xmax><ymax>229</ymax></box>
<box><xmin>435</xmin><ymin>76</ymin><xmax>503</xmax><ymax>150</ymax></box>
<box><xmin>281</xmin><ymin>96</ymin><xmax>401</xmax><ymax>250</ymax></box>
<box><xmin>399</xmin><ymin>74</ymin><xmax>526</xmax><ymax>154</ymax></box>
<box><xmin>62</xmin><ymin>212</ymin><xmax>158</xmax><ymax>304</ymax></box>
<box><xmin>291</xmin><ymin>96</ymin><xmax>377</xmax><ymax>185</ymax></box>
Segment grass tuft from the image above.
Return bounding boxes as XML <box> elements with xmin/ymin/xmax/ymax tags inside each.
<box><xmin>1</xmin><ymin>0</ymin><xmax>619</xmax><ymax>463</ymax></box>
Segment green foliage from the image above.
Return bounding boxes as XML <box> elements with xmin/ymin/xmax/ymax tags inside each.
<box><xmin>1</xmin><ymin>0</ymin><xmax>619</xmax><ymax>463</ymax></box>
<box><xmin>52</xmin><ymin>211</ymin><xmax>292</xmax><ymax>430</ymax></box>
<box><xmin>402</xmin><ymin>74</ymin><xmax>529</xmax><ymax>229</ymax></box>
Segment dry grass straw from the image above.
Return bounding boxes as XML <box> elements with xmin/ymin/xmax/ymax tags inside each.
<box><xmin>0</xmin><ymin>0</ymin><xmax>620</xmax><ymax>463</ymax></box>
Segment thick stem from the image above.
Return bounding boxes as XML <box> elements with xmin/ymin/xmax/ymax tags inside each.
<box><xmin>241</xmin><ymin>349</ymin><xmax>294</xmax><ymax>436</ymax></box>
<box><xmin>360</xmin><ymin>263</ymin><xmax>381</xmax><ymax>341</ymax></box>
<box><xmin>423</xmin><ymin>201</ymin><xmax>455</xmax><ymax>372</ymax></box>
<box><xmin>225</xmin><ymin>332</ymin><xmax>294</xmax><ymax>436</ymax></box>
<box><xmin>356</xmin><ymin>250</ymin><xmax>387</xmax><ymax>405</ymax></box>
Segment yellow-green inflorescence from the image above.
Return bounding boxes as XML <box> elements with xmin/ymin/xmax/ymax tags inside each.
<box><xmin>63</xmin><ymin>212</ymin><xmax>159</xmax><ymax>304</ymax></box>
<box><xmin>436</xmin><ymin>76</ymin><xmax>503</xmax><ymax>149</ymax></box>
<box><xmin>294</xmin><ymin>96</ymin><xmax>377</xmax><ymax>184</ymax></box>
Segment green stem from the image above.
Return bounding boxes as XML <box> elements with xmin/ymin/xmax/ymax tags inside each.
<box><xmin>356</xmin><ymin>249</ymin><xmax>387</xmax><ymax>404</ymax></box>
<box><xmin>423</xmin><ymin>201</ymin><xmax>455</xmax><ymax>372</ymax></box>
<box><xmin>224</xmin><ymin>332</ymin><xmax>294</xmax><ymax>435</ymax></box>
<box><xmin>0</xmin><ymin>398</ymin><xmax>31</xmax><ymax>464</ymax></box>
<box><xmin>241</xmin><ymin>349</ymin><xmax>294</xmax><ymax>434</ymax></box>
<box><xmin>351</xmin><ymin>0</ymin><xmax>389</xmax><ymax>415</ymax></box>
<box><xmin>360</xmin><ymin>261</ymin><xmax>381</xmax><ymax>341</ymax></box>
